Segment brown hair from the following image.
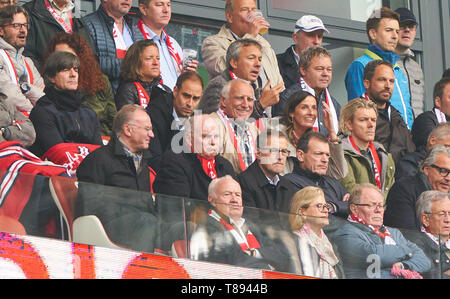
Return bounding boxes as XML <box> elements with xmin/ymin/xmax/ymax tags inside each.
<box><xmin>119</xmin><ymin>39</ymin><xmax>159</xmax><ymax>82</ymax></box>
<box><xmin>43</xmin><ymin>32</ymin><xmax>107</xmax><ymax>96</ymax></box>
<box><xmin>366</xmin><ymin>7</ymin><xmax>400</xmax><ymax>44</ymax></box>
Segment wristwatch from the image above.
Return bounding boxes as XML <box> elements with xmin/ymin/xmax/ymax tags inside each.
<box><xmin>20</xmin><ymin>82</ymin><xmax>31</xmax><ymax>94</ymax></box>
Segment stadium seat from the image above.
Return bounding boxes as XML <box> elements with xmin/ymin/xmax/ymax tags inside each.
<box><xmin>0</xmin><ymin>215</ymin><xmax>27</xmax><ymax>235</ymax></box>
<box><xmin>171</xmin><ymin>240</ymin><xmax>188</xmax><ymax>258</ymax></box>
<box><xmin>49</xmin><ymin>176</ymin><xmax>78</xmax><ymax>241</ymax></box>
<box><xmin>72</xmin><ymin>215</ymin><xmax>123</xmax><ymax>249</ymax></box>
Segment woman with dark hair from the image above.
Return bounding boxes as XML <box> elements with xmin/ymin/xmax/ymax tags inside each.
<box><xmin>29</xmin><ymin>51</ymin><xmax>102</xmax><ymax>157</ymax></box>
<box><xmin>114</xmin><ymin>39</ymin><xmax>172</xmax><ymax>111</ymax></box>
<box><xmin>42</xmin><ymin>32</ymin><xmax>116</xmax><ymax>137</ymax></box>
<box><xmin>272</xmin><ymin>90</ymin><xmax>346</xmax><ymax>179</ymax></box>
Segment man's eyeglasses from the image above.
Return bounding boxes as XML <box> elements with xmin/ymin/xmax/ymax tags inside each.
<box><xmin>430</xmin><ymin>164</ymin><xmax>450</xmax><ymax>177</ymax></box>
<box><xmin>352</xmin><ymin>203</ymin><xmax>385</xmax><ymax>210</ymax></box>
<box><xmin>2</xmin><ymin>23</ymin><xmax>30</xmax><ymax>30</ymax></box>
<box><xmin>261</xmin><ymin>148</ymin><xmax>291</xmax><ymax>156</ymax></box>
<box><xmin>128</xmin><ymin>123</ymin><xmax>153</xmax><ymax>132</ymax></box>
<box><xmin>425</xmin><ymin>211</ymin><xmax>450</xmax><ymax>218</ymax></box>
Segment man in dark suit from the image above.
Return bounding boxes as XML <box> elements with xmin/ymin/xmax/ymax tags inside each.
<box><xmin>153</xmin><ymin>114</ymin><xmax>235</xmax><ymax>201</ymax></box>
<box><xmin>237</xmin><ymin>129</ymin><xmax>297</xmax><ymax>214</ymax></box>
<box><xmin>146</xmin><ymin>71</ymin><xmax>203</xmax><ymax>172</ymax></box>
<box><xmin>188</xmin><ymin>175</ymin><xmax>290</xmax><ymax>272</ymax></box>
<box><xmin>412</xmin><ymin>77</ymin><xmax>450</xmax><ymax>150</ymax></box>
<box><xmin>284</xmin><ymin>131</ymin><xmax>350</xmax><ymax>218</ymax></box>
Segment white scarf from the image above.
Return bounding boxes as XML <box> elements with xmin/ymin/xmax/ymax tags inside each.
<box><xmin>112</xmin><ymin>22</ymin><xmax>127</xmax><ymax>59</ymax></box>
<box><xmin>434</xmin><ymin>108</ymin><xmax>447</xmax><ymax>124</ymax></box>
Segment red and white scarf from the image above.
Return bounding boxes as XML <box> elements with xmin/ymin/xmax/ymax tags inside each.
<box><xmin>208</xmin><ymin>209</ymin><xmax>260</xmax><ymax>253</ymax></box>
<box><xmin>0</xmin><ymin>49</ymin><xmax>34</xmax><ymax>85</ymax></box>
<box><xmin>299</xmin><ymin>76</ymin><xmax>338</xmax><ymax>133</ymax></box>
<box><xmin>197</xmin><ymin>155</ymin><xmax>217</xmax><ymax>180</ymax></box>
<box><xmin>44</xmin><ymin>0</ymin><xmax>73</xmax><ymax>34</ymax></box>
<box><xmin>348</xmin><ymin>213</ymin><xmax>396</xmax><ymax>245</ymax></box>
<box><xmin>134</xmin><ymin>82</ymin><xmax>150</xmax><ymax>108</ymax></box>
<box><xmin>113</xmin><ymin>22</ymin><xmax>127</xmax><ymax>59</ymax></box>
<box><xmin>216</xmin><ymin>108</ymin><xmax>256</xmax><ymax>171</ymax></box>
<box><xmin>137</xmin><ymin>19</ymin><xmax>183</xmax><ymax>74</ymax></box>
<box><xmin>434</xmin><ymin>108</ymin><xmax>447</xmax><ymax>124</ymax></box>
<box><xmin>348</xmin><ymin>136</ymin><xmax>382</xmax><ymax>190</ymax></box>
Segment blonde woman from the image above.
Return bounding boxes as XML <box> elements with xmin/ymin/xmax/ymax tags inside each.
<box><xmin>288</xmin><ymin>186</ymin><xmax>339</xmax><ymax>279</ymax></box>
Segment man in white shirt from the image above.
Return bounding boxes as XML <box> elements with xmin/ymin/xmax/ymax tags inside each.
<box><xmin>137</xmin><ymin>0</ymin><xmax>197</xmax><ymax>90</ymax></box>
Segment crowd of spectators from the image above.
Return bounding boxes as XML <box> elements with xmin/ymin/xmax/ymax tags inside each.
<box><xmin>0</xmin><ymin>0</ymin><xmax>449</xmax><ymax>279</ymax></box>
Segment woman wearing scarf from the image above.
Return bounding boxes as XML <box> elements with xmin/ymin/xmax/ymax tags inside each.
<box><xmin>287</xmin><ymin>186</ymin><xmax>341</xmax><ymax>278</ymax></box>
<box><xmin>272</xmin><ymin>90</ymin><xmax>347</xmax><ymax>179</ymax></box>
<box><xmin>29</xmin><ymin>51</ymin><xmax>102</xmax><ymax>158</ymax></box>
<box><xmin>114</xmin><ymin>39</ymin><xmax>172</xmax><ymax>111</ymax></box>
<box><xmin>332</xmin><ymin>183</ymin><xmax>430</xmax><ymax>279</ymax></box>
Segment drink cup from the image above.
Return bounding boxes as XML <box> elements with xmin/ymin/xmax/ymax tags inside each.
<box><xmin>247</xmin><ymin>10</ymin><xmax>268</xmax><ymax>34</ymax></box>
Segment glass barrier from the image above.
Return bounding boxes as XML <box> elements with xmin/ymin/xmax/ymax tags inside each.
<box><xmin>0</xmin><ymin>169</ymin><xmax>448</xmax><ymax>279</ymax></box>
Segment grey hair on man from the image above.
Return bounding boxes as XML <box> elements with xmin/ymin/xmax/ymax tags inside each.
<box><xmin>416</xmin><ymin>190</ymin><xmax>449</xmax><ymax>227</ymax></box>
<box><xmin>348</xmin><ymin>183</ymin><xmax>383</xmax><ymax>205</ymax></box>
<box><xmin>225</xmin><ymin>38</ymin><xmax>262</xmax><ymax>70</ymax></box>
<box><xmin>112</xmin><ymin>104</ymin><xmax>147</xmax><ymax>136</ymax></box>
<box><xmin>208</xmin><ymin>175</ymin><xmax>235</xmax><ymax>198</ymax></box>
<box><xmin>420</xmin><ymin>145</ymin><xmax>450</xmax><ymax>171</ymax></box>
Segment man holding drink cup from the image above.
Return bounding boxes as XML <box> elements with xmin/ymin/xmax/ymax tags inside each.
<box><xmin>138</xmin><ymin>0</ymin><xmax>198</xmax><ymax>90</ymax></box>
<box><xmin>202</xmin><ymin>0</ymin><xmax>284</xmax><ymax>94</ymax></box>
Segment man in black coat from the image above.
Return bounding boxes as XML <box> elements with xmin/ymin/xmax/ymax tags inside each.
<box><xmin>153</xmin><ymin>114</ymin><xmax>235</xmax><ymax>201</ymax></box>
<box><xmin>284</xmin><ymin>131</ymin><xmax>350</xmax><ymax>218</ymax></box>
<box><xmin>412</xmin><ymin>77</ymin><xmax>450</xmax><ymax>151</ymax></box>
<box><xmin>276</xmin><ymin>15</ymin><xmax>328</xmax><ymax>90</ymax></box>
<box><xmin>237</xmin><ymin>129</ymin><xmax>297</xmax><ymax>214</ymax></box>
<box><xmin>75</xmin><ymin>104</ymin><xmax>158</xmax><ymax>252</ymax></box>
<box><xmin>188</xmin><ymin>175</ymin><xmax>290</xmax><ymax>272</ymax></box>
<box><xmin>362</xmin><ymin>59</ymin><xmax>415</xmax><ymax>163</ymax></box>
<box><xmin>384</xmin><ymin>145</ymin><xmax>450</xmax><ymax>230</ymax></box>
<box><xmin>23</xmin><ymin>0</ymin><xmax>95</xmax><ymax>69</ymax></box>
<box><xmin>146</xmin><ymin>71</ymin><xmax>203</xmax><ymax>172</ymax></box>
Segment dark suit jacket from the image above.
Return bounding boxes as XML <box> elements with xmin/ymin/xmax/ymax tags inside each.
<box><xmin>276</xmin><ymin>45</ymin><xmax>299</xmax><ymax>90</ymax></box>
<box><xmin>412</xmin><ymin>110</ymin><xmax>440</xmax><ymax>151</ymax></box>
<box><xmin>237</xmin><ymin>160</ymin><xmax>298</xmax><ymax>214</ymax></box>
<box><xmin>153</xmin><ymin>151</ymin><xmax>236</xmax><ymax>201</ymax></box>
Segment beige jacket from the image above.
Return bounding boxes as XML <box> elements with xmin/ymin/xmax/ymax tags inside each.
<box><xmin>210</xmin><ymin>111</ymin><xmax>259</xmax><ymax>174</ymax></box>
<box><xmin>0</xmin><ymin>37</ymin><xmax>45</xmax><ymax>113</ymax></box>
<box><xmin>201</xmin><ymin>24</ymin><xmax>284</xmax><ymax>88</ymax></box>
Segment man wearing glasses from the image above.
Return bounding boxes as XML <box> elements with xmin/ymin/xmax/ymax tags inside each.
<box><xmin>237</xmin><ymin>129</ymin><xmax>297</xmax><ymax>214</ymax></box>
<box><xmin>384</xmin><ymin>145</ymin><xmax>450</xmax><ymax>230</ymax></box>
<box><xmin>285</xmin><ymin>131</ymin><xmax>350</xmax><ymax>218</ymax></box>
<box><xmin>0</xmin><ymin>5</ymin><xmax>44</xmax><ymax>116</ymax></box>
<box><xmin>331</xmin><ymin>183</ymin><xmax>430</xmax><ymax>279</ymax></box>
<box><xmin>77</xmin><ymin>104</ymin><xmax>156</xmax><ymax>192</ymax></box>
<box><xmin>407</xmin><ymin>190</ymin><xmax>450</xmax><ymax>279</ymax></box>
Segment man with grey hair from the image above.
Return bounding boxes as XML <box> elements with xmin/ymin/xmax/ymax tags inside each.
<box><xmin>210</xmin><ymin>78</ymin><xmax>259</xmax><ymax>173</ymax></box>
<box><xmin>188</xmin><ymin>175</ymin><xmax>290</xmax><ymax>271</ymax></box>
<box><xmin>201</xmin><ymin>0</ymin><xmax>283</xmax><ymax>90</ymax></box>
<box><xmin>331</xmin><ymin>182</ymin><xmax>430</xmax><ymax>278</ymax></box>
<box><xmin>77</xmin><ymin>104</ymin><xmax>156</xmax><ymax>192</ymax></box>
<box><xmin>198</xmin><ymin>38</ymin><xmax>283</xmax><ymax>119</ymax></box>
<box><xmin>153</xmin><ymin>114</ymin><xmax>235</xmax><ymax>201</ymax></box>
<box><xmin>385</xmin><ymin>145</ymin><xmax>450</xmax><ymax>230</ymax></box>
<box><xmin>403</xmin><ymin>190</ymin><xmax>450</xmax><ymax>278</ymax></box>
<box><xmin>273</xmin><ymin>46</ymin><xmax>341</xmax><ymax>139</ymax></box>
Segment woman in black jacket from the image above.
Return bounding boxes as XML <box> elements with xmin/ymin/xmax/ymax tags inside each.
<box><xmin>114</xmin><ymin>39</ymin><xmax>172</xmax><ymax>111</ymax></box>
<box><xmin>29</xmin><ymin>51</ymin><xmax>102</xmax><ymax>157</ymax></box>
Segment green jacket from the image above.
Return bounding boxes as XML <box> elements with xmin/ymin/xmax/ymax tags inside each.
<box><xmin>339</xmin><ymin>138</ymin><xmax>395</xmax><ymax>200</ymax></box>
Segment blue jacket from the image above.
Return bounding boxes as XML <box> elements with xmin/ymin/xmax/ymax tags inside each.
<box><xmin>345</xmin><ymin>45</ymin><xmax>414</xmax><ymax>130</ymax></box>
<box><xmin>83</xmin><ymin>5</ymin><xmax>144</xmax><ymax>94</ymax></box>
<box><xmin>331</xmin><ymin>221</ymin><xmax>431</xmax><ymax>279</ymax></box>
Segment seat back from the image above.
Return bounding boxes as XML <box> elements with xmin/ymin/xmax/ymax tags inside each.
<box><xmin>49</xmin><ymin>176</ymin><xmax>78</xmax><ymax>241</ymax></box>
<box><xmin>72</xmin><ymin>215</ymin><xmax>122</xmax><ymax>249</ymax></box>
<box><xmin>0</xmin><ymin>215</ymin><xmax>27</xmax><ymax>235</ymax></box>
<box><xmin>171</xmin><ymin>240</ymin><xmax>188</xmax><ymax>258</ymax></box>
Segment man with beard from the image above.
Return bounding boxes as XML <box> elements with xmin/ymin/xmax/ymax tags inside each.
<box><xmin>362</xmin><ymin>59</ymin><xmax>415</xmax><ymax>163</ymax></box>
<box><xmin>0</xmin><ymin>5</ymin><xmax>44</xmax><ymax>115</ymax></box>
